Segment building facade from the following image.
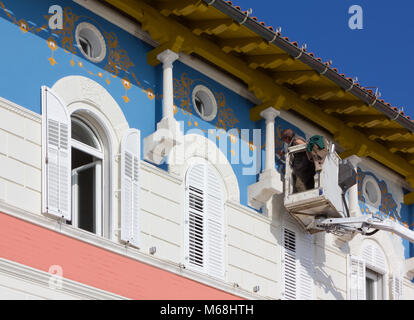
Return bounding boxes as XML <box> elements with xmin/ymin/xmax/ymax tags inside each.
<box><xmin>0</xmin><ymin>0</ymin><xmax>413</xmax><ymax>300</ymax></box>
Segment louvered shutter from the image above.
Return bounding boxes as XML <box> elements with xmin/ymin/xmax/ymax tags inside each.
<box><xmin>185</xmin><ymin>164</ymin><xmax>206</xmax><ymax>272</ymax></box>
<box><xmin>185</xmin><ymin>163</ymin><xmax>225</xmax><ymax>279</ymax></box>
<box><xmin>41</xmin><ymin>86</ymin><xmax>71</xmax><ymax>220</ymax></box>
<box><xmin>282</xmin><ymin>227</ymin><xmax>297</xmax><ymax>300</ymax></box>
<box><xmin>390</xmin><ymin>274</ymin><xmax>403</xmax><ymax>300</ymax></box>
<box><xmin>362</xmin><ymin>243</ymin><xmax>387</xmax><ymax>274</ymax></box>
<box><xmin>206</xmin><ymin>165</ymin><xmax>225</xmax><ymax>279</ymax></box>
<box><xmin>349</xmin><ymin>255</ymin><xmax>366</xmax><ymax>300</ymax></box>
<box><xmin>297</xmin><ymin>233</ymin><xmax>315</xmax><ymax>300</ymax></box>
<box><xmin>121</xmin><ymin>129</ymin><xmax>141</xmax><ymax>247</ymax></box>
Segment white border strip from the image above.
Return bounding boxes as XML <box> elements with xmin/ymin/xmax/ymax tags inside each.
<box><xmin>0</xmin><ymin>258</ymin><xmax>127</xmax><ymax>300</ymax></box>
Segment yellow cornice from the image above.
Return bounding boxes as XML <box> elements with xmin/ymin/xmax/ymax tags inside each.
<box><xmin>405</xmin><ymin>192</ymin><xmax>414</xmax><ymax>205</ymax></box>
<box><xmin>104</xmin><ymin>0</ymin><xmax>414</xmax><ymax>187</ymax></box>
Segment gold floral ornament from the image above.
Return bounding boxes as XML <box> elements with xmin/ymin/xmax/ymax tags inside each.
<box><xmin>0</xmin><ymin>2</ymin><xmax>46</xmax><ymax>34</ymax></box>
<box><xmin>47</xmin><ymin>7</ymin><xmax>79</xmax><ymax>54</ymax></box>
<box><xmin>173</xmin><ymin>73</ymin><xmax>194</xmax><ymax>115</ymax></box>
<box><xmin>18</xmin><ymin>19</ymin><xmax>28</xmax><ymax>33</ymax></box>
<box><xmin>47</xmin><ymin>37</ymin><xmax>58</xmax><ymax>66</ymax></box>
<box><xmin>249</xmin><ymin>141</ymin><xmax>256</xmax><ymax>152</ymax></box>
<box><xmin>214</xmin><ymin>92</ymin><xmax>239</xmax><ymax>131</ymax></box>
<box><xmin>104</xmin><ymin>32</ymin><xmax>135</xmax><ymax>78</ymax></box>
<box><xmin>122</xmin><ymin>78</ymin><xmax>132</xmax><ymax>103</ymax></box>
<box><xmin>145</xmin><ymin>88</ymin><xmax>155</xmax><ymax>101</ymax></box>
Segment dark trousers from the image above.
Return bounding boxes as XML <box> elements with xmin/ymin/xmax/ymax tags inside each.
<box><xmin>292</xmin><ymin>153</ymin><xmax>315</xmax><ymax>193</ymax></box>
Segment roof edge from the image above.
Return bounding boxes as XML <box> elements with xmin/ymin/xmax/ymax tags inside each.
<box><xmin>204</xmin><ymin>0</ymin><xmax>414</xmax><ymax>133</ymax></box>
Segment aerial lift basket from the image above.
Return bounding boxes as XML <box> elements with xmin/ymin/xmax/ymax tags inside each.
<box><xmin>284</xmin><ymin>143</ymin><xmax>347</xmax><ymax>233</ymax></box>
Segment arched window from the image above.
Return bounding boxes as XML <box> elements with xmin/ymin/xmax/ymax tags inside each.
<box><xmin>42</xmin><ymin>81</ymin><xmax>141</xmax><ymax>245</ymax></box>
<box><xmin>42</xmin><ymin>86</ymin><xmax>112</xmax><ymax>238</ymax></box>
<box><xmin>349</xmin><ymin>240</ymin><xmax>389</xmax><ymax>300</ymax></box>
<box><xmin>70</xmin><ymin>115</ymin><xmax>105</xmax><ymax>236</ymax></box>
<box><xmin>184</xmin><ymin>161</ymin><xmax>225</xmax><ymax>280</ymax></box>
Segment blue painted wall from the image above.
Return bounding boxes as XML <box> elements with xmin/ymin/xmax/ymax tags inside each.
<box><xmin>358</xmin><ymin>169</ymin><xmax>414</xmax><ymax>259</ymax></box>
<box><xmin>401</xmin><ymin>190</ymin><xmax>414</xmax><ymax>259</ymax></box>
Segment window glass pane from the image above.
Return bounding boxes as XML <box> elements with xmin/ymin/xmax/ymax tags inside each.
<box><xmin>366</xmin><ymin>277</ymin><xmax>374</xmax><ymax>300</ymax></box>
<box><xmin>77</xmin><ymin>166</ymin><xmax>95</xmax><ymax>233</ymax></box>
<box><xmin>71</xmin><ymin>118</ymin><xmax>100</xmax><ymax>150</ymax></box>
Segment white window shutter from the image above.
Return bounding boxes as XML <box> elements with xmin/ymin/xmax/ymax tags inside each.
<box><xmin>349</xmin><ymin>255</ymin><xmax>366</xmax><ymax>300</ymax></box>
<box><xmin>361</xmin><ymin>243</ymin><xmax>387</xmax><ymax>274</ymax></box>
<box><xmin>185</xmin><ymin>164</ymin><xmax>206</xmax><ymax>273</ymax></box>
<box><xmin>297</xmin><ymin>233</ymin><xmax>315</xmax><ymax>300</ymax></box>
<box><xmin>121</xmin><ymin>129</ymin><xmax>141</xmax><ymax>247</ymax></box>
<box><xmin>206</xmin><ymin>165</ymin><xmax>225</xmax><ymax>280</ymax></box>
<box><xmin>42</xmin><ymin>86</ymin><xmax>71</xmax><ymax>221</ymax></box>
<box><xmin>282</xmin><ymin>227</ymin><xmax>297</xmax><ymax>300</ymax></box>
<box><xmin>390</xmin><ymin>274</ymin><xmax>403</xmax><ymax>300</ymax></box>
<box><xmin>185</xmin><ymin>163</ymin><xmax>225</xmax><ymax>279</ymax></box>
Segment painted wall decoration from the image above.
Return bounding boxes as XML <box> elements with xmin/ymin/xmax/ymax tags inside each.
<box><xmin>0</xmin><ymin>2</ymin><xmax>159</xmax><ymax>105</ymax></box>
<box><xmin>358</xmin><ymin>168</ymin><xmax>414</xmax><ymax>258</ymax></box>
<box><xmin>358</xmin><ymin>169</ymin><xmax>400</xmax><ymax>221</ymax></box>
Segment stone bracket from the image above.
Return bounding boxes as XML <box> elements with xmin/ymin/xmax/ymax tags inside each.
<box><xmin>143</xmin><ymin>117</ymin><xmax>183</xmax><ymax>165</ymax></box>
<box><xmin>248</xmin><ymin>169</ymin><xmax>283</xmax><ymax>210</ymax></box>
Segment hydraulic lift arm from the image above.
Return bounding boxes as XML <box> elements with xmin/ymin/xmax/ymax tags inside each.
<box><xmin>313</xmin><ymin>215</ymin><xmax>414</xmax><ymax>244</ymax></box>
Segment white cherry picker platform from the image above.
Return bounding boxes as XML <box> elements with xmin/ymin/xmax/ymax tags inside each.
<box><xmin>283</xmin><ymin>143</ymin><xmax>414</xmax><ymax>244</ymax></box>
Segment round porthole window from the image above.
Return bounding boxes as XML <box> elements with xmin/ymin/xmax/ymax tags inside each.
<box><xmin>192</xmin><ymin>85</ymin><xmax>218</xmax><ymax>122</ymax></box>
<box><xmin>362</xmin><ymin>176</ymin><xmax>381</xmax><ymax>207</ymax></box>
<box><xmin>75</xmin><ymin>22</ymin><xmax>106</xmax><ymax>63</ymax></box>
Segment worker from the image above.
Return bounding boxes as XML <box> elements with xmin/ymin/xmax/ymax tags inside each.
<box><xmin>306</xmin><ymin>135</ymin><xmax>329</xmax><ymax>172</ymax></box>
<box><xmin>280</xmin><ymin>128</ymin><xmax>315</xmax><ymax>193</ymax></box>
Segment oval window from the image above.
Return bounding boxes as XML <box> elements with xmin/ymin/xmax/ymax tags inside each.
<box><xmin>362</xmin><ymin>176</ymin><xmax>381</xmax><ymax>207</ymax></box>
<box><xmin>75</xmin><ymin>22</ymin><xmax>106</xmax><ymax>63</ymax></box>
<box><xmin>192</xmin><ymin>85</ymin><xmax>218</xmax><ymax>122</ymax></box>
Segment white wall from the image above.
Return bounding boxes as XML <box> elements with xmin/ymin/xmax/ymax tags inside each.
<box><xmin>0</xmin><ymin>259</ymin><xmax>125</xmax><ymax>300</ymax></box>
<box><xmin>0</xmin><ymin>98</ymin><xmax>42</xmax><ymax>215</ymax></box>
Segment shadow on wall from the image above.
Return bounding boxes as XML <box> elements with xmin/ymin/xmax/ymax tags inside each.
<box><xmin>271</xmin><ymin>193</ymin><xmax>349</xmax><ymax>300</ymax></box>
<box><xmin>314</xmin><ymin>265</ymin><xmax>345</xmax><ymax>300</ymax></box>
<box><xmin>314</xmin><ymin>231</ymin><xmax>350</xmax><ymax>300</ymax></box>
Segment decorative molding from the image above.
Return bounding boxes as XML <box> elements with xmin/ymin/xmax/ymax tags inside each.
<box><xmin>52</xmin><ymin>75</ymin><xmax>129</xmax><ymax>142</ymax></box>
<box><xmin>168</xmin><ymin>133</ymin><xmax>240</xmax><ymax>202</ymax></box>
<box><xmin>0</xmin><ymin>258</ymin><xmax>127</xmax><ymax>300</ymax></box>
<box><xmin>359</xmin><ymin>158</ymin><xmax>412</xmax><ymax>191</ymax></box>
<box><xmin>0</xmin><ymin>96</ymin><xmax>41</xmax><ymax>123</ymax></box>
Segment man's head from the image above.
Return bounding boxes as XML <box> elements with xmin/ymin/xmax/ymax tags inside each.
<box><xmin>281</xmin><ymin>128</ymin><xmax>295</xmax><ymax>144</ymax></box>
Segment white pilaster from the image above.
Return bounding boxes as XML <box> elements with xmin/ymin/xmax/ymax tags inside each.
<box><xmin>158</xmin><ymin>50</ymin><xmax>179</xmax><ymax>120</ymax></box>
<box><xmin>345</xmin><ymin>155</ymin><xmax>362</xmax><ymax>217</ymax></box>
<box><xmin>144</xmin><ymin>50</ymin><xmax>183</xmax><ymax>165</ymax></box>
<box><xmin>262</xmin><ymin>108</ymin><xmax>279</xmax><ymax>172</ymax></box>
<box><xmin>248</xmin><ymin>107</ymin><xmax>283</xmax><ymax>210</ymax></box>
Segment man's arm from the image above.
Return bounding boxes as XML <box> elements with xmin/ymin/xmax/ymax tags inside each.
<box><xmin>293</xmin><ymin>137</ymin><xmax>306</xmax><ymax>145</ymax></box>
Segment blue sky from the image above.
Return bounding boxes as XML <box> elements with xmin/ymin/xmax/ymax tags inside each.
<box><xmin>235</xmin><ymin>0</ymin><xmax>414</xmax><ymax>118</ymax></box>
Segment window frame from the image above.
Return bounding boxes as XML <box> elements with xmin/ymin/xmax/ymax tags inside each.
<box><xmin>70</xmin><ymin>116</ymin><xmax>104</xmax><ymax>236</ymax></box>
<box><xmin>365</xmin><ymin>268</ymin><xmax>384</xmax><ymax>300</ymax></box>
<box><xmin>75</xmin><ymin>22</ymin><xmax>107</xmax><ymax>63</ymax></box>
<box><xmin>69</xmin><ymin>111</ymin><xmax>112</xmax><ymax>239</ymax></box>
<box><xmin>362</xmin><ymin>175</ymin><xmax>381</xmax><ymax>207</ymax></box>
<box><xmin>191</xmin><ymin>85</ymin><xmax>218</xmax><ymax>122</ymax></box>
